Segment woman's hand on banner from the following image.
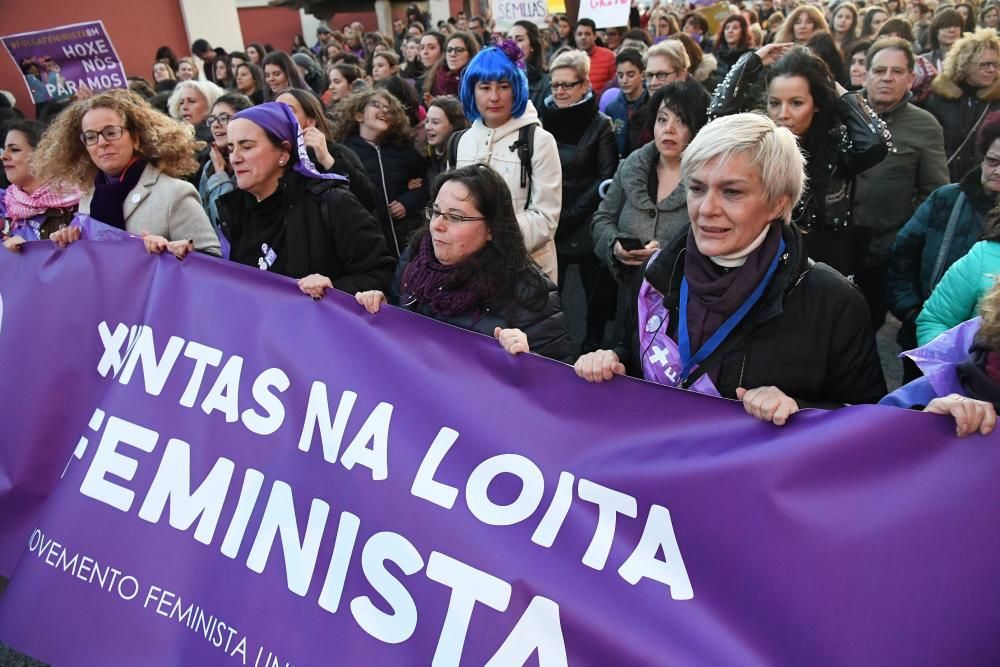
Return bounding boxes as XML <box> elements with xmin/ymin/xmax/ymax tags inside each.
<box><xmin>925</xmin><ymin>394</ymin><xmax>997</xmax><ymax>437</ymax></box>
<box><xmin>298</xmin><ymin>273</ymin><xmax>333</xmax><ymax>299</ymax></box>
<box><xmin>50</xmin><ymin>225</ymin><xmax>81</xmax><ymax>248</ymax></box>
<box><xmin>736</xmin><ymin>386</ymin><xmax>799</xmax><ymax>426</ymax></box>
<box><xmin>494</xmin><ymin>327</ymin><xmax>529</xmax><ymax>355</ymax></box>
<box><xmin>575</xmin><ymin>350</ymin><xmax>626</xmax><ymax>383</ymax></box>
<box><xmin>355</xmin><ymin>290</ymin><xmax>387</xmax><ymax>313</ymax></box>
<box><xmin>3</xmin><ymin>235</ymin><xmax>26</xmax><ymax>253</ymax></box>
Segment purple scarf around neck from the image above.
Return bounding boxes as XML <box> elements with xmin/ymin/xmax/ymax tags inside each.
<box><xmin>89</xmin><ymin>158</ymin><xmax>147</xmax><ymax>230</ymax></box>
<box><xmin>683</xmin><ymin>221</ymin><xmax>784</xmax><ymax>354</ymax></box>
<box><xmin>401</xmin><ymin>235</ymin><xmax>490</xmax><ymax>318</ymax></box>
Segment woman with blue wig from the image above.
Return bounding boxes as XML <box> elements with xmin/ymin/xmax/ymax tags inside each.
<box><xmin>216</xmin><ymin>101</ymin><xmax>395</xmax><ymax>298</ymax></box>
<box><xmin>451</xmin><ymin>42</ymin><xmax>563</xmax><ymax>283</ymax></box>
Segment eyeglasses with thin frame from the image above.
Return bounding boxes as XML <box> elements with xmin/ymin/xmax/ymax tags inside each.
<box><xmin>551</xmin><ymin>80</ymin><xmax>583</xmax><ymax>91</ymax></box>
<box><xmin>644</xmin><ymin>70</ymin><xmax>676</xmax><ymax>83</ymax></box>
<box><xmin>367</xmin><ymin>99</ymin><xmax>391</xmax><ymax>112</ymax></box>
<box><xmin>446</xmin><ymin>46</ymin><xmax>467</xmax><ymax>54</ymax></box>
<box><xmin>977</xmin><ymin>60</ymin><xmax>1000</xmax><ymax>71</ymax></box>
<box><xmin>206</xmin><ymin>113</ymin><xmax>233</xmax><ymax>127</ymax></box>
<box><xmin>80</xmin><ymin>125</ymin><xmax>126</xmax><ymax>146</ymax></box>
<box><xmin>425</xmin><ymin>206</ymin><xmax>485</xmax><ymax>225</ymax></box>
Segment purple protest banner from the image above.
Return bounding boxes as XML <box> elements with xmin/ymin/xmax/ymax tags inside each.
<box><xmin>0</xmin><ymin>239</ymin><xmax>999</xmax><ymax>666</ymax></box>
<box><xmin>1</xmin><ymin>21</ymin><xmax>125</xmax><ymax>105</ymax></box>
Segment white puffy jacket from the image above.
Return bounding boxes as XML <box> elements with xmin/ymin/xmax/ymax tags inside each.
<box><xmin>454</xmin><ymin>102</ymin><xmax>562</xmax><ymax>282</ymax></box>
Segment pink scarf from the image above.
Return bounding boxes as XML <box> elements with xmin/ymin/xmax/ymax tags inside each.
<box><xmin>3</xmin><ymin>183</ymin><xmax>80</xmax><ymax>225</ymax></box>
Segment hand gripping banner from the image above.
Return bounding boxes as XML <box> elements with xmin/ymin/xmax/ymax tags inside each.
<box><xmin>0</xmin><ymin>239</ymin><xmax>998</xmax><ymax>666</ymax></box>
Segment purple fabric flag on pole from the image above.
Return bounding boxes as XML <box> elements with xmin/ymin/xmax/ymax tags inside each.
<box><xmin>1</xmin><ymin>21</ymin><xmax>126</xmax><ymax>105</ymax></box>
<box><xmin>0</xmin><ymin>240</ymin><xmax>999</xmax><ymax>666</ymax></box>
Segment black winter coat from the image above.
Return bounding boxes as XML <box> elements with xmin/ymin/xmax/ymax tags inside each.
<box><xmin>311</xmin><ymin>140</ymin><xmax>377</xmax><ymax>213</ymax></box>
<box><xmin>343</xmin><ymin>134</ymin><xmax>430</xmax><ymax>257</ymax></box>
<box><xmin>217</xmin><ymin>170</ymin><xmax>395</xmax><ymax>294</ymax></box>
<box><xmin>709</xmin><ymin>52</ymin><xmax>889</xmax><ymax>232</ymax></box>
<box><xmin>539</xmin><ymin>94</ymin><xmax>619</xmax><ymax>256</ymax></box>
<box><xmin>615</xmin><ymin>224</ymin><xmax>887</xmax><ymax>407</ymax></box>
<box><xmin>391</xmin><ymin>246</ymin><xmax>575</xmax><ymax>363</ymax></box>
<box><xmin>925</xmin><ymin>77</ymin><xmax>1000</xmax><ymax>183</ymax></box>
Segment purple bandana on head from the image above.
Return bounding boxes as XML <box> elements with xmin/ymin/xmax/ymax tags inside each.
<box><xmin>233</xmin><ymin>102</ymin><xmax>346</xmax><ymax>183</ymax></box>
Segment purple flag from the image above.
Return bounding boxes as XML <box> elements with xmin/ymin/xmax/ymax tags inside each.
<box><xmin>2</xmin><ymin>21</ymin><xmax>126</xmax><ymax>105</ymax></box>
<box><xmin>1</xmin><ymin>240</ymin><xmax>999</xmax><ymax>666</ymax></box>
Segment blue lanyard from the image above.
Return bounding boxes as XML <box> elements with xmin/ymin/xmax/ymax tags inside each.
<box><xmin>678</xmin><ymin>237</ymin><xmax>786</xmax><ymax>381</ymax></box>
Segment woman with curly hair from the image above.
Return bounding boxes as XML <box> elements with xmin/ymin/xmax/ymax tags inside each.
<box><xmin>330</xmin><ymin>88</ymin><xmax>429</xmax><ymax>256</ymax></box>
<box><xmin>31</xmin><ymin>89</ymin><xmax>220</xmax><ymax>257</ymax></box>
<box><xmin>354</xmin><ymin>164</ymin><xmax>573</xmax><ymax>363</ymax></box>
<box><xmin>926</xmin><ymin>29</ymin><xmax>1000</xmax><ymax>182</ymax></box>
<box><xmin>774</xmin><ymin>5</ymin><xmax>829</xmax><ymax>45</ymax></box>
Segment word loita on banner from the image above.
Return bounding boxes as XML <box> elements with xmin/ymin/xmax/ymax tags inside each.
<box><xmin>0</xmin><ymin>237</ymin><xmax>998</xmax><ymax>666</ymax></box>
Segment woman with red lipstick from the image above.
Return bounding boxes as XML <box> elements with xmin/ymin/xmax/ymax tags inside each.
<box><xmin>354</xmin><ymin>164</ymin><xmax>573</xmax><ymax>362</ymax></box>
<box><xmin>31</xmin><ymin>89</ymin><xmax>220</xmax><ymax>257</ymax></box>
<box><xmin>576</xmin><ymin>113</ymin><xmax>886</xmax><ymax>425</ymax></box>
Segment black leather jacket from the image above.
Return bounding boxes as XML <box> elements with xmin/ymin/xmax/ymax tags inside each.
<box><xmin>709</xmin><ymin>51</ymin><xmax>890</xmax><ymax>232</ymax></box>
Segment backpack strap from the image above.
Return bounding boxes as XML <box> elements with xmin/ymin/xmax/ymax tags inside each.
<box><xmin>447</xmin><ymin>128</ymin><xmax>468</xmax><ymax>171</ymax></box>
<box><xmin>514</xmin><ymin>124</ymin><xmax>535</xmax><ymax>210</ymax></box>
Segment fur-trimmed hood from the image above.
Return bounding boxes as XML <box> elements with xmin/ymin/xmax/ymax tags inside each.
<box><xmin>694</xmin><ymin>53</ymin><xmax>718</xmax><ymax>83</ymax></box>
<box><xmin>931</xmin><ymin>72</ymin><xmax>1000</xmax><ymax>102</ymax></box>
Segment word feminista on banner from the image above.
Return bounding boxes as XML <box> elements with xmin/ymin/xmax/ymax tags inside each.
<box><xmin>59</xmin><ymin>319</ymin><xmax>693</xmax><ymax>664</ymax></box>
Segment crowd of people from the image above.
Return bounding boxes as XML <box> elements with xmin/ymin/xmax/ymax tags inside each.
<box><xmin>4</xmin><ymin>0</ymin><xmax>1000</xmax><ymax>436</ymax></box>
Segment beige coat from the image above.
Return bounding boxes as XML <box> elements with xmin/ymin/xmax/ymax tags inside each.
<box><xmin>79</xmin><ymin>162</ymin><xmax>221</xmax><ymax>256</ymax></box>
<box><xmin>454</xmin><ymin>102</ymin><xmax>562</xmax><ymax>282</ymax></box>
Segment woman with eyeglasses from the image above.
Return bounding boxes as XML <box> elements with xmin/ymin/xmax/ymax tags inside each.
<box><xmin>355</xmin><ymin>164</ymin><xmax>573</xmax><ymax>362</ymax></box>
<box><xmin>540</xmin><ymin>49</ymin><xmax>618</xmax><ymax>352</ymax></box>
<box><xmin>330</xmin><ymin>89</ymin><xmax>429</xmax><ymax>257</ymax></box>
<box><xmin>216</xmin><ymin>102</ymin><xmax>394</xmax><ymax>297</ymax></box>
<box><xmin>423</xmin><ymin>32</ymin><xmax>479</xmax><ymax>100</ymax></box>
<box><xmin>198</xmin><ymin>93</ymin><xmax>253</xmax><ymax>256</ymax></box>
<box><xmin>32</xmin><ymin>89</ymin><xmax>220</xmax><ymax>257</ymax></box>
<box><xmin>926</xmin><ymin>30</ymin><xmax>1000</xmax><ymax>183</ymax></box>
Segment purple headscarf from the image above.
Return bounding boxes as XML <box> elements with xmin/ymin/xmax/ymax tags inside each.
<box><xmin>232</xmin><ymin>102</ymin><xmax>346</xmax><ymax>183</ymax></box>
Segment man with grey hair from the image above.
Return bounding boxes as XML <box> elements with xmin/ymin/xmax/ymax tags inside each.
<box><xmin>852</xmin><ymin>37</ymin><xmax>949</xmax><ymax>329</ymax></box>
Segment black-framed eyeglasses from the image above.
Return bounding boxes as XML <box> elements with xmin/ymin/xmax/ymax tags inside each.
<box><xmin>424</xmin><ymin>206</ymin><xmax>485</xmax><ymax>224</ymax></box>
<box><xmin>206</xmin><ymin>113</ymin><xmax>233</xmax><ymax>127</ymax></box>
<box><xmin>551</xmin><ymin>80</ymin><xmax>583</xmax><ymax>91</ymax></box>
<box><xmin>446</xmin><ymin>46</ymin><xmax>467</xmax><ymax>54</ymax></box>
<box><xmin>644</xmin><ymin>71</ymin><xmax>676</xmax><ymax>83</ymax></box>
<box><xmin>80</xmin><ymin>125</ymin><xmax>126</xmax><ymax>146</ymax></box>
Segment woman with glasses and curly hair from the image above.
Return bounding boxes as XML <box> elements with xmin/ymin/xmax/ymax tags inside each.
<box><xmin>330</xmin><ymin>88</ymin><xmax>429</xmax><ymax>257</ymax></box>
<box><xmin>926</xmin><ymin>29</ymin><xmax>1000</xmax><ymax>182</ymax></box>
<box><xmin>31</xmin><ymin>89</ymin><xmax>220</xmax><ymax>257</ymax></box>
<box><xmin>354</xmin><ymin>163</ymin><xmax>573</xmax><ymax>362</ymax></box>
